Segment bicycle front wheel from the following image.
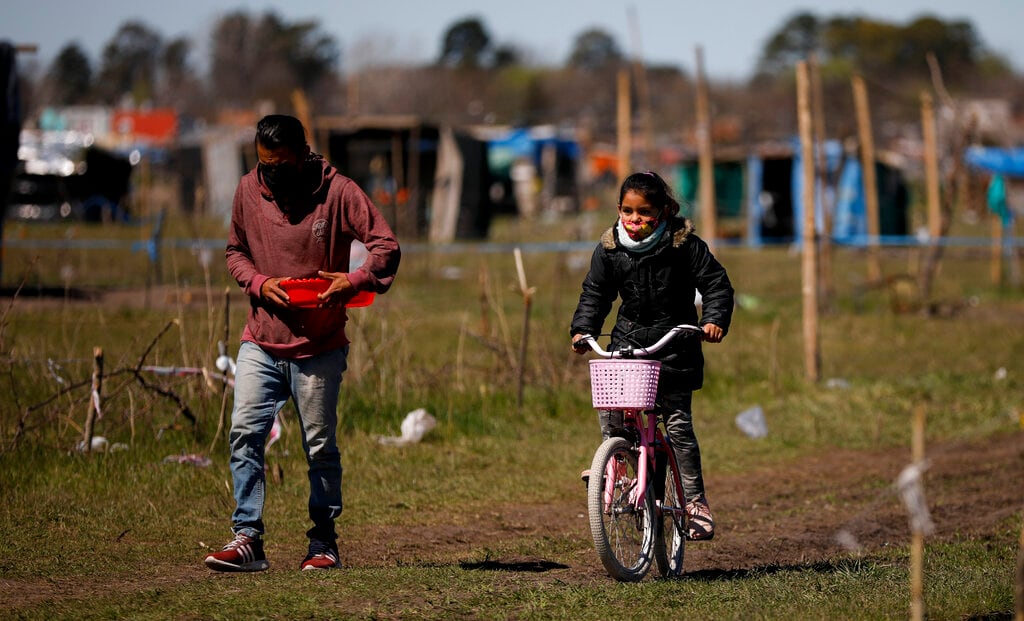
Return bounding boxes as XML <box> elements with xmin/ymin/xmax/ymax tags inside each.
<box><xmin>587</xmin><ymin>436</ymin><xmax>656</xmax><ymax>582</ymax></box>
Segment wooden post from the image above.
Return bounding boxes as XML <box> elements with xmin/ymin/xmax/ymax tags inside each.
<box><xmin>390</xmin><ymin>131</ymin><xmax>404</xmax><ymax>235</ymax></box>
<box><xmin>478</xmin><ymin>262</ymin><xmax>491</xmax><ymax>337</ymax></box>
<box><xmin>810</xmin><ymin>54</ymin><xmax>834</xmax><ymax>305</ymax></box>
<box><xmin>513</xmin><ymin>248</ymin><xmax>536</xmax><ymax>409</ymax></box>
<box><xmin>616</xmin><ymin>68</ymin><xmax>632</xmax><ymax>179</ymax></box>
<box><xmin>347</xmin><ymin>73</ymin><xmax>360</xmax><ymax>116</ymax></box>
<box><xmin>627</xmin><ymin>6</ymin><xmax>654</xmax><ymax>169</ymax></box>
<box><xmin>1010</xmin><ymin>218</ymin><xmax>1022</xmax><ymax>290</ymax></box>
<box><xmin>695</xmin><ymin>45</ymin><xmax>717</xmax><ymax>252</ymax></box>
<box><xmin>797</xmin><ymin>62</ymin><xmax>820</xmax><ymax>383</ymax></box>
<box><xmin>852</xmin><ymin>75</ymin><xmax>882</xmax><ymax>283</ymax></box>
<box><xmin>992</xmin><ymin>213</ymin><xmax>1004</xmax><ymax>286</ymax></box>
<box><xmin>210</xmin><ymin>287</ymin><xmax>232</xmax><ymax>452</ymax></box>
<box><xmin>291</xmin><ymin>89</ymin><xmax>318</xmax><ymax>153</ymax></box>
<box><xmin>921</xmin><ymin>92</ymin><xmax>942</xmax><ymax>241</ymax></box>
<box><xmin>408</xmin><ymin>125</ymin><xmax>421</xmax><ymax>237</ymax></box>
<box><xmin>1015</xmin><ymin>515</ymin><xmax>1023</xmax><ymax>621</ymax></box>
<box><xmin>910</xmin><ymin>405</ymin><xmax>926</xmax><ymax>621</ymax></box>
<box><xmin>82</xmin><ymin>347</ymin><xmax>104</xmax><ymax>453</ymax></box>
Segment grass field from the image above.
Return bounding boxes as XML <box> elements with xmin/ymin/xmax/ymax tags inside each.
<box><xmin>1</xmin><ymin>211</ymin><xmax>1022</xmax><ymax>619</ymax></box>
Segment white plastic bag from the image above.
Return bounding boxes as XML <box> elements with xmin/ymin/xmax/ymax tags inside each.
<box><xmin>735</xmin><ymin>405</ymin><xmax>768</xmax><ymax>439</ymax></box>
<box><xmin>378</xmin><ymin>408</ymin><xmax>437</xmax><ymax>446</ymax></box>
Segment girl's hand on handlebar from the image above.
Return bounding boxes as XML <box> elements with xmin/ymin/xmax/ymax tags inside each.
<box><xmin>571</xmin><ymin>334</ymin><xmax>589</xmax><ymax>355</ymax></box>
<box><xmin>702</xmin><ymin>323</ymin><xmax>724</xmax><ymax>343</ymax></box>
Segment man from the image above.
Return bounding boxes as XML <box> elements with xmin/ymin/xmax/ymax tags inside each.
<box><xmin>205</xmin><ymin>114</ymin><xmax>400</xmax><ymax>572</ymax></box>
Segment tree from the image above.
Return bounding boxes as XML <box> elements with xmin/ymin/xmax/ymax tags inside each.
<box><xmin>208</xmin><ymin>11</ymin><xmax>339</xmax><ymax>110</ymax></box>
<box><xmin>44</xmin><ymin>43</ymin><xmax>93</xmax><ymax>105</ymax></box>
<box><xmin>567</xmin><ymin>28</ymin><xmax>623</xmax><ymax>71</ymax></box>
<box><xmin>209</xmin><ymin>11</ymin><xmax>259</xmax><ymax>107</ymax></box>
<box><xmin>94</xmin><ymin>21</ymin><xmax>163</xmax><ymax>105</ymax></box>
<box><xmin>894</xmin><ymin>16</ymin><xmax>981</xmax><ymax>78</ymax></box>
<box><xmin>492</xmin><ymin>44</ymin><xmax>522</xmax><ymax>69</ymax></box>
<box><xmin>279</xmin><ymin>20</ymin><xmax>339</xmax><ymax>92</ymax></box>
<box><xmin>755</xmin><ymin>12</ymin><xmax>1010</xmax><ymax>87</ymax></box>
<box><xmin>158</xmin><ymin>36</ymin><xmax>209</xmax><ymax>114</ymax></box>
<box><xmin>754</xmin><ymin>12</ymin><xmax>820</xmax><ymax>78</ymax></box>
<box><xmin>160</xmin><ymin>38</ymin><xmax>191</xmax><ymax>93</ymax></box>
<box><xmin>438</xmin><ymin>17</ymin><xmax>491</xmax><ymax>69</ymax></box>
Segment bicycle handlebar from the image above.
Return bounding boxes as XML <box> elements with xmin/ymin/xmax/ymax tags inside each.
<box><xmin>576</xmin><ymin>324</ymin><xmax>703</xmax><ymax>358</ymax></box>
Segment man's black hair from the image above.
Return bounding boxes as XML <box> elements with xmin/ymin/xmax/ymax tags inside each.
<box><xmin>255</xmin><ymin>114</ymin><xmax>307</xmax><ymax>152</ymax></box>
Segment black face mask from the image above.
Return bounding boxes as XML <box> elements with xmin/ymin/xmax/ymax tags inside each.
<box><xmin>259</xmin><ymin>162</ymin><xmax>303</xmax><ymax>200</ymax></box>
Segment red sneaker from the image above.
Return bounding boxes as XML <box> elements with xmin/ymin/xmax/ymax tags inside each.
<box><xmin>301</xmin><ymin>539</ymin><xmax>341</xmax><ymax>570</ymax></box>
<box><xmin>204</xmin><ymin>533</ymin><xmax>269</xmax><ymax>572</ymax></box>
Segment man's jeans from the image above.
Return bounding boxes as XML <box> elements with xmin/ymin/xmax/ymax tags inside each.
<box><xmin>229</xmin><ymin>341</ymin><xmax>348</xmax><ymax>541</ymax></box>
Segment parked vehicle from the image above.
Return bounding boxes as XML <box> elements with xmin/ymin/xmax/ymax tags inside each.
<box><xmin>5</xmin><ymin>130</ymin><xmax>132</xmax><ymax>223</ymax></box>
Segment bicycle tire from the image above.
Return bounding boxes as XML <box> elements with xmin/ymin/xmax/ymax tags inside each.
<box><xmin>587</xmin><ymin>436</ymin><xmax>656</xmax><ymax>582</ymax></box>
<box><xmin>653</xmin><ymin>446</ymin><xmax>686</xmax><ymax>577</ymax></box>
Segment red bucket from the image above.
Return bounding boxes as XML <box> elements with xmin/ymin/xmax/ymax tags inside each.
<box><xmin>280</xmin><ymin>278</ymin><xmax>329</xmax><ymax>308</ymax></box>
<box><xmin>279</xmin><ymin>278</ymin><xmax>375</xmax><ymax>308</ymax></box>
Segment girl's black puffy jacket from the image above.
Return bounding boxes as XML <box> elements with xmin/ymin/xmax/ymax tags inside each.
<box><xmin>570</xmin><ymin>216</ymin><xmax>734</xmax><ymax>392</ymax></box>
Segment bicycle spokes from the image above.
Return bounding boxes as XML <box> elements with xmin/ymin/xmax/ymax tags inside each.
<box><xmin>588</xmin><ymin>437</ymin><xmax>657</xmax><ymax>582</ymax></box>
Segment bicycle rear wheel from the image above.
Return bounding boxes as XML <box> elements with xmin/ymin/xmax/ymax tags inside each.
<box><xmin>653</xmin><ymin>448</ymin><xmax>686</xmax><ymax>577</ymax></box>
<box><xmin>587</xmin><ymin>437</ymin><xmax>656</xmax><ymax>582</ymax></box>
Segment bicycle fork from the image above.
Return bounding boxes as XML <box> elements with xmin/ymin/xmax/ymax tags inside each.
<box><xmin>602</xmin><ymin>409</ymin><xmax>658</xmax><ymax>514</ymax></box>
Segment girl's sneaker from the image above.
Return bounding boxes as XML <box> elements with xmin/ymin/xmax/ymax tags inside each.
<box><xmin>204</xmin><ymin>533</ymin><xmax>270</xmax><ymax>572</ymax></box>
<box><xmin>685</xmin><ymin>495</ymin><xmax>715</xmax><ymax>540</ymax></box>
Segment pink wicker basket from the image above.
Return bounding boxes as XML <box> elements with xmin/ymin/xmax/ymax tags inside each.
<box><xmin>588</xmin><ymin>359</ymin><xmax>661</xmax><ymax>409</ymax></box>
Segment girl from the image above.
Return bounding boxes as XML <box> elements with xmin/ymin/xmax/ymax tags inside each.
<box><xmin>570</xmin><ymin>171</ymin><xmax>733</xmax><ymax>540</ymax></box>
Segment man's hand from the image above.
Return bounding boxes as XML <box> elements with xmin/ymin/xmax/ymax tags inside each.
<box><xmin>261</xmin><ymin>277</ymin><xmax>292</xmax><ymax>307</ymax></box>
<box><xmin>317</xmin><ymin>270</ymin><xmax>355</xmax><ymax>307</ymax></box>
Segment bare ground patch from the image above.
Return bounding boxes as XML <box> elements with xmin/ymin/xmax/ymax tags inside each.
<box><xmin>4</xmin><ymin>431</ymin><xmax>1018</xmax><ymax>612</ymax></box>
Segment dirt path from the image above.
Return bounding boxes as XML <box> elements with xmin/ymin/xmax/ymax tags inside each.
<box><xmin>337</xmin><ymin>431</ymin><xmax>1023</xmax><ymax>582</ymax></box>
<box><xmin>2</xmin><ymin>432</ymin><xmax>1021</xmax><ymax>609</ymax></box>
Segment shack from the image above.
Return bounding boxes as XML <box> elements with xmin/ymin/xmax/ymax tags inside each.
<box><xmin>672</xmin><ymin>140</ymin><xmax>909</xmax><ymax>246</ymax></box>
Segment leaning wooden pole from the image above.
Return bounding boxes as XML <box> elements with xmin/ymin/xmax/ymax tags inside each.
<box><xmin>616</xmin><ymin>68</ymin><xmax>632</xmax><ymax>180</ymax></box>
<box><xmin>695</xmin><ymin>45</ymin><xmax>718</xmax><ymax>253</ymax></box>
<box><xmin>513</xmin><ymin>248</ymin><xmax>535</xmax><ymax>409</ymax></box>
<box><xmin>210</xmin><ymin>286</ymin><xmax>232</xmax><ymax>452</ymax></box>
<box><xmin>627</xmin><ymin>5</ymin><xmax>655</xmax><ymax>169</ymax></box>
<box><xmin>852</xmin><ymin>75</ymin><xmax>882</xmax><ymax>283</ymax></box>
<box><xmin>797</xmin><ymin>61</ymin><xmax>821</xmax><ymax>383</ymax></box>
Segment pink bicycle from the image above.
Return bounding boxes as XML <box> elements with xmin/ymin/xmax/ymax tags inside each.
<box><xmin>577</xmin><ymin>324</ymin><xmax>703</xmax><ymax>582</ymax></box>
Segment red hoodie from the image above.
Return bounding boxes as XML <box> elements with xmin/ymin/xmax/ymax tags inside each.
<box><xmin>225</xmin><ymin>157</ymin><xmax>400</xmax><ymax>358</ymax></box>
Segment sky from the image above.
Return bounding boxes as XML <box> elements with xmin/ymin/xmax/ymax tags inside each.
<box><xmin>2</xmin><ymin>0</ymin><xmax>1023</xmax><ymax>81</ymax></box>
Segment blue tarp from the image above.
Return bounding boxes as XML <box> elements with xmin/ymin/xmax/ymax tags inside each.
<box><xmin>745</xmin><ymin>138</ymin><xmax>908</xmax><ymax>245</ymax></box>
<box><xmin>790</xmin><ymin>138</ymin><xmax>844</xmax><ymax>241</ymax></box>
<box><xmin>965</xmin><ymin>146</ymin><xmax>1024</xmax><ymax>178</ymax></box>
<box><xmin>486</xmin><ymin>127</ymin><xmax>580</xmax><ymax>175</ymax></box>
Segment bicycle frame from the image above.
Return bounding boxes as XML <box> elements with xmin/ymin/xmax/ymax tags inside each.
<box><xmin>604</xmin><ymin>406</ymin><xmax>686</xmax><ymax>519</ymax></box>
